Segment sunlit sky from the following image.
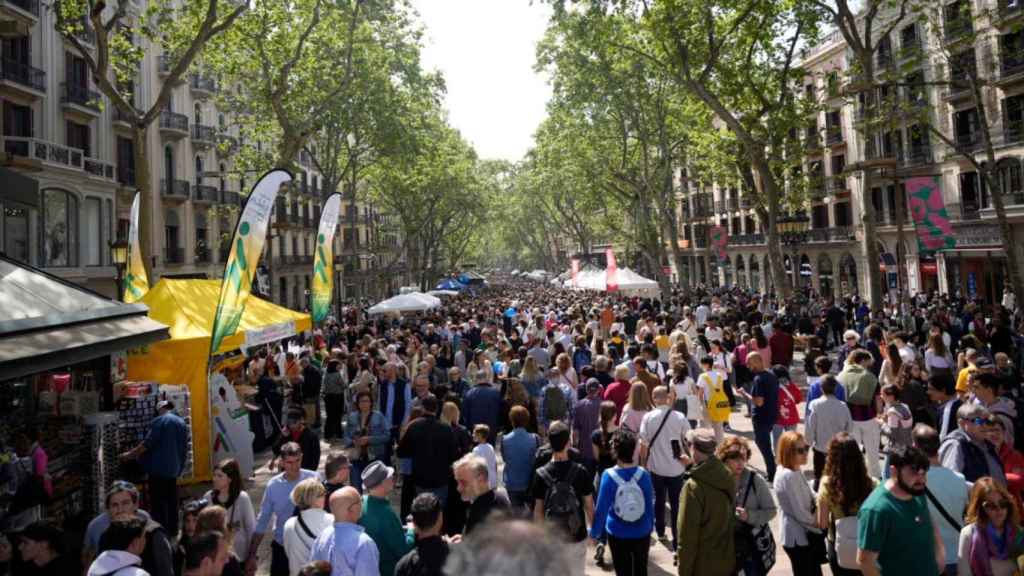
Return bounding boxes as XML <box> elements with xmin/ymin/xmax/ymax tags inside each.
<box><xmin>413</xmin><ymin>0</ymin><xmax>553</xmax><ymax>162</ymax></box>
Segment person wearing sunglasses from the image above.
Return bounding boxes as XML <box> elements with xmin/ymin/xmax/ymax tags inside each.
<box><xmin>939</xmin><ymin>404</ymin><xmax>1007</xmax><ymax>486</ymax></box>
<box><xmin>958</xmin><ymin>477</ymin><xmax>1024</xmax><ymax>576</ymax></box>
<box><xmin>774</xmin><ymin>431</ymin><xmax>824</xmax><ymax>576</ymax></box>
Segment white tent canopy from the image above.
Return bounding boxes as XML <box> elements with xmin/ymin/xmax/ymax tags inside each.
<box><xmin>367</xmin><ymin>292</ymin><xmax>441</xmax><ymax>314</ymax></box>
<box><xmin>561</xmin><ymin>266</ymin><xmax>659</xmax><ymax>296</ymax></box>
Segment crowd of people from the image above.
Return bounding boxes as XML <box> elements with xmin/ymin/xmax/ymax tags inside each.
<box><xmin>5</xmin><ymin>275</ymin><xmax>1024</xmax><ymax>576</ymax></box>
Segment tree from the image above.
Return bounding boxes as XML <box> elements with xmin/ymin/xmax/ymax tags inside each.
<box><xmin>53</xmin><ymin>0</ymin><xmax>247</xmax><ymax>277</ymax></box>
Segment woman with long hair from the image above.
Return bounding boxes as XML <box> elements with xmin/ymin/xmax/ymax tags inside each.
<box><xmin>897</xmin><ymin>362</ymin><xmax>933</xmax><ymax>427</ymax></box>
<box><xmin>880</xmin><ymin>342</ymin><xmax>903</xmax><ymax>388</ymax></box>
<box><xmin>959</xmin><ymin>477</ymin><xmax>1024</xmax><ymax>576</ymax></box>
<box><xmin>926</xmin><ymin>332</ymin><xmax>955</xmax><ymax>378</ymax></box>
<box><xmin>816</xmin><ymin>433</ymin><xmax>877</xmax><ymax>575</ymax></box>
<box><xmin>468</xmin><ymin>350</ymin><xmax>494</xmax><ymax>385</ymax></box>
<box><xmin>589</xmin><ymin>429</ymin><xmax>655</xmax><ymax>575</ymax></box>
<box><xmin>203</xmin><ymin>459</ymin><xmax>256</xmax><ymax>562</ymax></box>
<box><xmin>620</xmin><ymin>382</ymin><xmax>652</xmax><ymax>435</ymax></box>
<box><xmin>719</xmin><ymin>436</ymin><xmax>778</xmax><ymax>576</ymax></box>
<box><xmin>555</xmin><ymin>352</ymin><xmax>579</xmax><ymax>390</ymax></box>
<box><xmin>441</xmin><ymin>401</ymin><xmax>473</xmax><ymax>535</ymax></box>
<box><xmin>774</xmin><ymin>431</ymin><xmax>824</xmax><ymax>576</ymax></box>
<box><xmin>341</xmin><ymin>390</ymin><xmax>389</xmax><ymax>492</ymax></box>
<box><xmin>750</xmin><ymin>326</ymin><xmax>773</xmax><ymax>367</ymax></box>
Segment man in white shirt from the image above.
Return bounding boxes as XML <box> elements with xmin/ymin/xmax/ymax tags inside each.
<box><xmin>695</xmin><ymin>302</ymin><xmax>710</xmax><ymax>329</ymax></box>
<box><xmin>704</xmin><ymin>316</ymin><xmax>724</xmax><ymax>343</ymax></box>
<box><xmin>639</xmin><ymin>386</ymin><xmax>691</xmax><ymax>552</ymax></box>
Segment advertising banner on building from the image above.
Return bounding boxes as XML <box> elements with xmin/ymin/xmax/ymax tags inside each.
<box><xmin>907</xmin><ymin>176</ymin><xmax>956</xmax><ymax>254</ymax></box>
<box><xmin>312</xmin><ymin>193</ymin><xmax>341</xmax><ymax>323</ymax></box>
<box><xmin>606</xmin><ymin>249</ymin><xmax>618</xmax><ymax>292</ymax></box>
<box><xmin>571</xmin><ymin>258</ymin><xmax>580</xmax><ymax>288</ymax></box>
<box><xmin>209</xmin><ymin>170</ymin><xmax>291</xmax><ymax>355</ymax></box>
<box><xmin>123</xmin><ymin>192</ymin><xmax>149</xmax><ymax>303</ymax></box>
<box><xmin>710</xmin><ymin>225</ymin><xmax>730</xmax><ymax>263</ymax></box>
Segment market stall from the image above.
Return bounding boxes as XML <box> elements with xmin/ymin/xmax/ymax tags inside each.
<box><xmin>126</xmin><ymin>279</ymin><xmax>311</xmax><ymax>482</ymax></box>
<box><xmin>0</xmin><ymin>255</ymin><xmax>170</xmax><ymax>529</ymax></box>
<box><xmin>367</xmin><ymin>292</ymin><xmax>442</xmax><ymax>315</ymax></box>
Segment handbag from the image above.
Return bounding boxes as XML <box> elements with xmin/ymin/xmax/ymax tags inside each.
<box><xmin>734</xmin><ymin>473</ymin><xmax>777</xmax><ymax>572</ymax></box>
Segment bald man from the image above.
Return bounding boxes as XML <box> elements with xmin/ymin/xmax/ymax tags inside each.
<box><xmin>311</xmin><ymin>487</ymin><xmax>380</xmax><ymax>576</ymax></box>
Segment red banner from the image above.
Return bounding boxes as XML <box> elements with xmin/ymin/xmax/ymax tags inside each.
<box><xmin>571</xmin><ymin>258</ymin><xmax>580</xmax><ymax>288</ymax></box>
<box><xmin>710</xmin><ymin>225</ymin><xmax>729</xmax><ymax>263</ymax></box>
<box><xmin>606</xmin><ymin>249</ymin><xmax>618</xmax><ymax>292</ymax></box>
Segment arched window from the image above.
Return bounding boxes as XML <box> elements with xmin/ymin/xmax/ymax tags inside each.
<box><xmin>41</xmin><ymin>189</ymin><xmax>78</xmax><ymax>267</ymax></box>
<box><xmin>164</xmin><ymin>145</ymin><xmax>175</xmax><ymax>186</ymax></box>
<box><xmin>195</xmin><ymin>156</ymin><xmax>204</xmax><ymax>186</ymax></box>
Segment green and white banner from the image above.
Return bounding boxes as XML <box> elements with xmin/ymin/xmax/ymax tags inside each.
<box><xmin>312</xmin><ymin>193</ymin><xmax>341</xmax><ymax>323</ymax></box>
<box><xmin>209</xmin><ymin>169</ymin><xmax>292</xmax><ymax>355</ymax></box>
<box><xmin>123</xmin><ymin>192</ymin><xmax>149</xmax><ymax>303</ymax></box>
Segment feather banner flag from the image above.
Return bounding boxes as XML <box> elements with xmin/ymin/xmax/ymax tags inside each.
<box><xmin>123</xmin><ymin>192</ymin><xmax>149</xmax><ymax>303</ymax></box>
<box><xmin>606</xmin><ymin>249</ymin><xmax>619</xmax><ymax>292</ymax></box>
<box><xmin>311</xmin><ymin>193</ymin><xmax>341</xmax><ymax>323</ymax></box>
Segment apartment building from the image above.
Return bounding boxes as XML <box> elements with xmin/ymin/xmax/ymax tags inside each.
<box><xmin>671</xmin><ymin>0</ymin><xmax>1024</xmax><ymax>304</ymax></box>
<box><xmin>0</xmin><ymin>1</ymin><xmax>401</xmax><ymax>309</ymax></box>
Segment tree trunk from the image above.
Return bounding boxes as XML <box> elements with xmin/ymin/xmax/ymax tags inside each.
<box><xmin>894</xmin><ymin>175</ymin><xmax>909</xmax><ymax>295</ymax></box>
<box><xmin>133</xmin><ymin>126</ymin><xmax>154</xmax><ymax>282</ymax></box>
<box><xmin>752</xmin><ymin>168</ymin><xmax>792</xmax><ymax>300</ymax></box>
<box><xmin>276</xmin><ymin>136</ymin><xmax>305</xmax><ymax>171</ymax></box>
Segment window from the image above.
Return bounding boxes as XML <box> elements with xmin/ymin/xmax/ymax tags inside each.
<box><xmin>83</xmin><ymin>197</ymin><xmax>102</xmax><ymax>266</ymax></box>
<box><xmin>195</xmin><ymin>211</ymin><xmax>208</xmax><ymax>260</ymax></box>
<box><xmin>219</xmin><ymin>163</ymin><xmax>227</xmax><ymax>191</ymax></box>
<box><xmin>900</xmin><ymin>24</ymin><xmax>919</xmax><ymax>52</ymax></box>
<box><xmin>831</xmin><ymin>154</ymin><xmax>846</xmax><ymax>176</ymax></box>
<box><xmin>218</xmin><ymin>113</ymin><xmax>225</xmax><ymax>130</ymax></box>
<box><xmin>834</xmin><ymin>202</ymin><xmax>852</xmax><ymax>226</ymax></box>
<box><xmin>195</xmin><ymin>156</ymin><xmax>203</xmax><ymax>186</ymax></box>
<box><xmin>4</xmin><ymin>205</ymin><xmax>31</xmax><ymax>263</ymax></box>
<box><xmin>960</xmin><ymin>171</ymin><xmax>988</xmax><ymax>213</ymax></box>
<box><xmin>41</xmin><ymin>189</ymin><xmax>78</xmax><ymax>267</ymax></box>
<box><xmin>65</xmin><ymin>52</ymin><xmax>88</xmax><ymax>90</ymax></box>
<box><xmin>165</xmin><ymin>209</ymin><xmax>180</xmax><ymax>263</ymax></box>
<box><xmin>164</xmin><ymin>145</ymin><xmax>175</xmax><ymax>184</ymax></box>
<box><xmin>2</xmin><ymin>35</ymin><xmax>30</xmax><ymax>66</ymax></box>
<box><xmin>812</xmin><ymin>204</ymin><xmax>829</xmax><ymax>228</ymax></box>
<box><xmin>117</xmin><ymin>137</ymin><xmax>135</xmax><ymax>185</ymax></box>
<box><xmin>279</xmin><ymin>277</ymin><xmax>287</xmax><ymax>305</ymax></box>
<box><xmin>905</xmin><ymin>71</ymin><xmax>926</xmax><ymax>104</ymax></box>
<box><xmin>826</xmin><ymin>71</ymin><xmax>839</xmax><ymax>96</ymax></box>
<box><xmin>66</xmin><ymin>121</ymin><xmax>90</xmax><ymax>157</ymax></box>
<box><xmin>194</xmin><ymin>102</ymin><xmax>202</xmax><ymax>126</ymax></box>
<box><xmin>117</xmin><ymin>217</ymin><xmax>129</xmax><ymax>242</ymax></box>
<box><xmin>2</xmin><ymin>101</ymin><xmax>32</xmax><ymax>138</ymax></box>
<box><xmin>954</xmin><ymin>108</ymin><xmax>980</xmax><ymax>145</ymax></box>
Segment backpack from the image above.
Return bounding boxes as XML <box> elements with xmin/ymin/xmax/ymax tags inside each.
<box><xmin>538</xmin><ymin>464</ymin><xmax>583</xmax><ymax>538</ymax></box>
<box><xmin>608</xmin><ymin>467</ymin><xmax>646</xmax><ymax>523</ymax></box>
<box><xmin>543</xmin><ymin>385</ymin><xmax>568</xmax><ymax>423</ymax></box>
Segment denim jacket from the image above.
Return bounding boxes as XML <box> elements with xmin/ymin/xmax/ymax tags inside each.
<box><xmin>342</xmin><ymin>410</ymin><xmax>390</xmax><ymax>462</ymax></box>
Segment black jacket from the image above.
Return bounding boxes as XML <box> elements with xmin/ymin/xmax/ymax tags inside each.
<box><xmin>395</xmin><ymin>536</ymin><xmax>450</xmax><ymax>576</ymax></box>
<box><xmin>397</xmin><ymin>415</ymin><xmax>458</xmax><ymax>489</ymax></box>
<box><xmin>464</xmin><ymin>489</ymin><xmax>510</xmax><ymax>535</ymax></box>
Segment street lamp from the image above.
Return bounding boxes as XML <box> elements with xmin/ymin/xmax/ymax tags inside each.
<box><xmin>778</xmin><ymin>212</ymin><xmax>810</xmax><ymax>290</ymax></box>
<box><xmin>109</xmin><ymin>239</ymin><xmax>129</xmax><ymax>301</ymax></box>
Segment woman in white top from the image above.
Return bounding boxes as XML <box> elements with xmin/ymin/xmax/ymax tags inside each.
<box><xmin>467</xmin><ymin>350</ymin><xmax>494</xmax><ymax>385</ymax></box>
<box><xmin>282</xmin><ymin>478</ymin><xmax>333</xmax><ymax>576</ymax></box>
<box><xmin>203</xmin><ymin>458</ymin><xmax>256</xmax><ymax>561</ymax></box>
<box><xmin>925</xmin><ymin>332</ymin><xmax>955</xmax><ymax>378</ymax></box>
<box><xmin>879</xmin><ymin>342</ymin><xmax>904</xmax><ymax>388</ymax></box>
<box><xmin>773</xmin><ymin>431</ymin><xmax>824</xmax><ymax>576</ymax></box>
<box><xmin>555</xmin><ymin>353</ymin><xmax>579</xmax><ymax>390</ymax></box>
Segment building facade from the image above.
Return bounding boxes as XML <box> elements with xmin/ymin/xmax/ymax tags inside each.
<box><xmin>0</xmin><ymin>1</ymin><xmax>401</xmax><ymax>309</ymax></box>
<box><xmin>670</xmin><ymin>0</ymin><xmax>1023</xmax><ymax>303</ymax></box>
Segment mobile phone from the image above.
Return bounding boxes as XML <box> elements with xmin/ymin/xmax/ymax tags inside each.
<box><xmin>671</xmin><ymin>439</ymin><xmax>682</xmax><ymax>459</ymax></box>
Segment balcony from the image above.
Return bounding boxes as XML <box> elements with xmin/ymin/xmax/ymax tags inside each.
<box><xmin>807</xmin><ymin>177</ymin><xmax>827</xmax><ymax>199</ymax></box>
<box><xmin>164</xmin><ymin>246</ymin><xmax>184</xmax><ymax>265</ymax></box>
<box><xmin>804</xmin><ymin>131</ymin><xmax>821</xmax><ymax>152</ymax></box>
<box><xmin>953</xmin><ymin>131</ymin><xmax>984</xmax><ymax>153</ymax></box>
<box><xmin>731</xmin><ymin>233</ymin><xmax>765</xmax><ymax>246</ymax></box>
<box><xmin>112</xmin><ymin>106</ymin><xmax>141</xmax><ymax>130</ymax></box>
<box><xmin>191</xmin><ymin>124</ymin><xmax>216</xmax><ymax>147</ymax></box>
<box><xmin>1</xmin><ymin>0</ymin><xmax>40</xmax><ymax>25</ymax></box>
<box><xmin>826</xmin><ymin>175</ymin><xmax>848</xmax><ymax>194</ymax></box>
<box><xmin>876</xmin><ymin>50</ymin><xmax>894</xmax><ymax>70</ymax></box>
<box><xmin>195</xmin><ymin>246</ymin><xmax>210</xmax><ymax>264</ymax></box>
<box><xmin>997</xmin><ymin>0</ymin><xmax>1023</xmax><ymax>27</ymax></box>
<box><xmin>1</xmin><ymin>136</ymin><xmax>116</xmax><ymax>181</ymax></box>
<box><xmin>159</xmin><ymin>110</ymin><xmax>189</xmax><ymax>138</ymax></box>
<box><xmin>160</xmin><ymin>179</ymin><xmax>190</xmax><ymax>201</ymax></box>
<box><xmin>157</xmin><ymin>54</ymin><xmax>183</xmax><ymax>80</ymax></box>
<box><xmin>193</xmin><ymin>184</ymin><xmax>218</xmax><ymax>204</ymax></box>
<box><xmin>220</xmin><ymin>191</ymin><xmax>242</xmax><ymax>207</ymax></box>
<box><xmin>807</xmin><ymin>226</ymin><xmax>854</xmax><ymax>243</ymax></box>
<box><xmin>945</xmin><ymin>20</ymin><xmax>973</xmax><ymax>44</ymax></box>
<box><xmin>189</xmin><ymin>73</ymin><xmax>217</xmax><ymax>97</ymax></box>
<box><xmin>60</xmin><ymin>82</ymin><xmax>101</xmax><ymax>117</ymax></box>
<box><xmin>898</xmin><ymin>38</ymin><xmax>923</xmax><ymax>62</ymax></box>
<box><xmin>297</xmin><ymin>255</ymin><xmax>314</xmax><ymax>266</ymax></box>
<box><xmin>825</xmin><ymin>127</ymin><xmax>844</xmax><ymax>145</ymax></box>
<box><xmin>902</xmin><ymin>143</ymin><xmax>934</xmax><ymax>166</ymax></box>
<box><xmin>1006</xmin><ymin>123</ymin><xmax>1024</xmax><ymax>145</ymax></box>
<box><xmin>0</xmin><ymin>58</ymin><xmax>45</xmax><ymax>97</ymax></box>
<box><xmin>995</xmin><ymin>56</ymin><xmax>1024</xmax><ymax>87</ymax></box>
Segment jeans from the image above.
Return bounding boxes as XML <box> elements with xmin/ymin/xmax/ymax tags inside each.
<box><xmin>324</xmin><ymin>394</ymin><xmax>344</xmax><ymax>439</ymax></box>
<box><xmin>753</xmin><ymin>421</ymin><xmax>777</xmax><ymax>482</ymax></box>
<box><xmin>608</xmin><ymin>534</ymin><xmax>650</xmax><ymax>576</ymax></box>
<box><xmin>851</xmin><ymin>418</ymin><xmax>882</xmax><ymax>478</ymax></box>
<box><xmin>651</xmin><ymin>473</ymin><xmax>684</xmax><ymax>548</ymax></box>
<box><xmin>783</xmin><ymin>544</ymin><xmax>824</xmax><ymax>576</ymax></box>
<box><xmin>147</xmin><ymin>475</ymin><xmax>179</xmax><ymax>537</ymax></box>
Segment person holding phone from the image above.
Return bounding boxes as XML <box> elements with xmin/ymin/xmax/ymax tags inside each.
<box><xmin>638</xmin><ymin>386</ymin><xmax>691</xmax><ymax>553</ymax></box>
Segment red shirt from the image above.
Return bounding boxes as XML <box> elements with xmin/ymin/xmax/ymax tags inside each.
<box><xmin>769</xmin><ymin>332</ymin><xmax>795</xmax><ymax>366</ymax></box>
<box><xmin>603</xmin><ymin>379</ymin><xmax>632</xmax><ymax>421</ymax></box>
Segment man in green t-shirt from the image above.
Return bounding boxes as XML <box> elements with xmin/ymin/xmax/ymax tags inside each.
<box><xmin>857</xmin><ymin>445</ymin><xmax>945</xmax><ymax>575</ymax></box>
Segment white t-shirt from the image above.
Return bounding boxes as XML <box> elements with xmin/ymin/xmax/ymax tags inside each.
<box><xmin>639</xmin><ymin>406</ymin><xmax>690</xmax><ymax>477</ymax></box>
<box><xmin>473</xmin><ymin>443</ymin><xmax>498</xmax><ymax>489</ymax></box>
<box><xmin>704</xmin><ymin>326</ymin><xmax>724</xmax><ymax>343</ymax></box>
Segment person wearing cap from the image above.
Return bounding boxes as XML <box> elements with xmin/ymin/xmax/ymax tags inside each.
<box><xmin>310</xmin><ymin>487</ymin><xmax>379</xmax><ymax>576</ymax></box>
<box><xmin>938</xmin><ymin>403</ymin><xmax>1007</xmax><ymax>485</ymax></box>
<box><xmin>250</xmin><ymin>442</ymin><xmax>320</xmax><ymax>576</ymax></box>
<box><xmin>676</xmin><ymin>428</ymin><xmax>736</xmax><ymax>576</ymax></box>
<box><xmin>16</xmin><ymin>520</ymin><xmax>77</xmax><ymax>575</ymax></box>
<box><xmin>358</xmin><ymin>461</ymin><xmax>414</xmax><ymax>576</ymax></box>
<box><xmin>120</xmin><ymin>399</ymin><xmax>189</xmax><ymax>537</ymax></box>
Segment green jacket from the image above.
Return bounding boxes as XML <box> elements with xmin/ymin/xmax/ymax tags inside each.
<box><xmin>677</xmin><ymin>455</ymin><xmax>736</xmax><ymax>576</ymax></box>
<box><xmin>837</xmin><ymin>362</ymin><xmax>878</xmax><ymax>406</ymax></box>
<box><xmin>359</xmin><ymin>494</ymin><xmax>413</xmax><ymax>576</ymax></box>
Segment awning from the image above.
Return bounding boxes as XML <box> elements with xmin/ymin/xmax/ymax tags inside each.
<box><xmin>0</xmin><ymin>167</ymin><xmax>39</xmax><ymax>208</ymax></box>
<box><xmin>0</xmin><ymin>314</ymin><xmax>169</xmax><ymax>381</ymax></box>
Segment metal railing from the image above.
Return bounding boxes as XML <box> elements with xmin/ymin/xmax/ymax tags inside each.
<box><xmin>1006</xmin><ymin>123</ymin><xmax>1024</xmax><ymax>145</ymax></box>
<box><xmin>61</xmin><ymin>82</ymin><xmax>100</xmax><ymax>110</ymax></box>
<box><xmin>189</xmin><ymin>73</ymin><xmax>217</xmax><ymax>94</ymax></box>
<box><xmin>160</xmin><ymin>179</ymin><xmax>190</xmax><ymax>199</ymax></box>
<box><xmin>117</xmin><ymin>165</ymin><xmax>135</xmax><ymax>186</ymax></box>
<box><xmin>0</xmin><ymin>135</ymin><xmax>115</xmax><ymax>180</ymax></box>
<box><xmin>731</xmin><ymin>233</ymin><xmax>765</xmax><ymax>246</ymax></box>
<box><xmin>193</xmin><ymin>184</ymin><xmax>218</xmax><ymax>203</ymax></box>
<box><xmin>159</xmin><ymin>110</ymin><xmax>188</xmax><ymax>132</ymax></box>
<box><xmin>902</xmin><ymin>144</ymin><xmax>933</xmax><ymax>166</ymax></box>
<box><xmin>945</xmin><ymin>20</ymin><xmax>973</xmax><ymax>42</ymax></box>
<box><xmin>4</xmin><ymin>0</ymin><xmax>40</xmax><ymax>16</ymax></box>
<box><xmin>998</xmin><ymin>57</ymin><xmax>1024</xmax><ymax>83</ymax></box>
<box><xmin>825</xmin><ymin>128</ymin><xmax>843</xmax><ymax>145</ymax></box>
<box><xmin>0</xmin><ymin>59</ymin><xmax>46</xmax><ymax>92</ymax></box>
<box><xmin>191</xmin><ymin>124</ymin><xmax>216</xmax><ymax>143</ymax></box>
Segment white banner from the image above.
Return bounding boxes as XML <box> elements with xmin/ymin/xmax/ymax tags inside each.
<box><xmin>243</xmin><ymin>320</ymin><xmax>297</xmax><ymax>349</ymax></box>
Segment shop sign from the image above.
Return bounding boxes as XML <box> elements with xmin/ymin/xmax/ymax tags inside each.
<box><xmin>920</xmin><ymin>262</ymin><xmax>938</xmax><ymax>275</ymax></box>
<box><xmin>244</xmin><ymin>320</ymin><xmax>296</xmax><ymax>349</ymax></box>
<box><xmin>954</xmin><ymin>224</ymin><xmax>1003</xmax><ymax>248</ymax></box>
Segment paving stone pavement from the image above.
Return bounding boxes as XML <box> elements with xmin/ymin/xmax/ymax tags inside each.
<box><xmin>234</xmin><ymin>355</ymin><xmax>857</xmax><ymax>575</ymax></box>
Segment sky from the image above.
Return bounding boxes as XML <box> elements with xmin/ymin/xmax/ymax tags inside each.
<box><xmin>412</xmin><ymin>0</ymin><xmax>553</xmax><ymax>162</ymax></box>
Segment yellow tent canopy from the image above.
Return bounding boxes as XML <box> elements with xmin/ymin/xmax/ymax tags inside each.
<box><xmin>127</xmin><ymin>279</ymin><xmax>312</xmax><ymax>481</ymax></box>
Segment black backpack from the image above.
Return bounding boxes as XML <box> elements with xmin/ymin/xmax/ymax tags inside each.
<box><xmin>538</xmin><ymin>464</ymin><xmax>582</xmax><ymax>538</ymax></box>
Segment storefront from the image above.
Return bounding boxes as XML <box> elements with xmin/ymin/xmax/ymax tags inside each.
<box><xmin>0</xmin><ymin>254</ymin><xmax>169</xmax><ymax>530</ymax></box>
<box><xmin>939</xmin><ymin>223</ymin><xmax>1007</xmax><ymax>304</ymax></box>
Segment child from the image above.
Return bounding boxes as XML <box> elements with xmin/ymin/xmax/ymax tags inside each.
<box><xmin>805</xmin><ymin>355</ymin><xmax>844</xmax><ymax>415</ymax></box>
<box><xmin>880</xmin><ymin>384</ymin><xmax>914</xmax><ymax>478</ymax></box>
<box><xmin>472</xmin><ymin>424</ymin><xmax>498</xmax><ymax>490</ymax></box>
<box><xmin>698</xmin><ymin>356</ymin><xmax>730</xmax><ymax>444</ymax></box>
<box><xmin>773</xmin><ymin>365</ymin><xmax>802</xmax><ymax>432</ymax></box>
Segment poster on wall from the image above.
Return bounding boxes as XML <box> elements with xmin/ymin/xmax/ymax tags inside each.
<box><xmin>209</xmin><ymin>372</ymin><xmax>255</xmax><ymax>477</ymax></box>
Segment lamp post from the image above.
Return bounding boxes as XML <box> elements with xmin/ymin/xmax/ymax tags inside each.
<box><xmin>778</xmin><ymin>212</ymin><xmax>810</xmax><ymax>291</ymax></box>
<box><xmin>109</xmin><ymin>239</ymin><xmax>129</xmax><ymax>301</ymax></box>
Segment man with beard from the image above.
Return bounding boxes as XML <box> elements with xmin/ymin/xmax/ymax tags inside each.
<box><xmin>856</xmin><ymin>445</ymin><xmax>945</xmax><ymax>576</ymax></box>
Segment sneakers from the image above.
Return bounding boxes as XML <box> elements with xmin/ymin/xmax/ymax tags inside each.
<box><xmin>594</xmin><ymin>543</ymin><xmax>605</xmax><ymax>566</ymax></box>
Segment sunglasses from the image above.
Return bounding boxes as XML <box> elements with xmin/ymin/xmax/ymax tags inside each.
<box><xmin>983</xmin><ymin>500</ymin><xmax>1012</xmax><ymax>511</ymax></box>
<box><xmin>971</xmin><ymin>418</ymin><xmax>995</xmax><ymax>426</ymax></box>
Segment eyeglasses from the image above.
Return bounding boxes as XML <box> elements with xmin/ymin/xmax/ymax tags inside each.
<box><xmin>983</xmin><ymin>500</ymin><xmax>1012</xmax><ymax>512</ymax></box>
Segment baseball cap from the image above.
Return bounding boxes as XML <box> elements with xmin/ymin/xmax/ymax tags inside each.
<box><xmin>156</xmin><ymin>399</ymin><xmax>174</xmax><ymax>411</ymax></box>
